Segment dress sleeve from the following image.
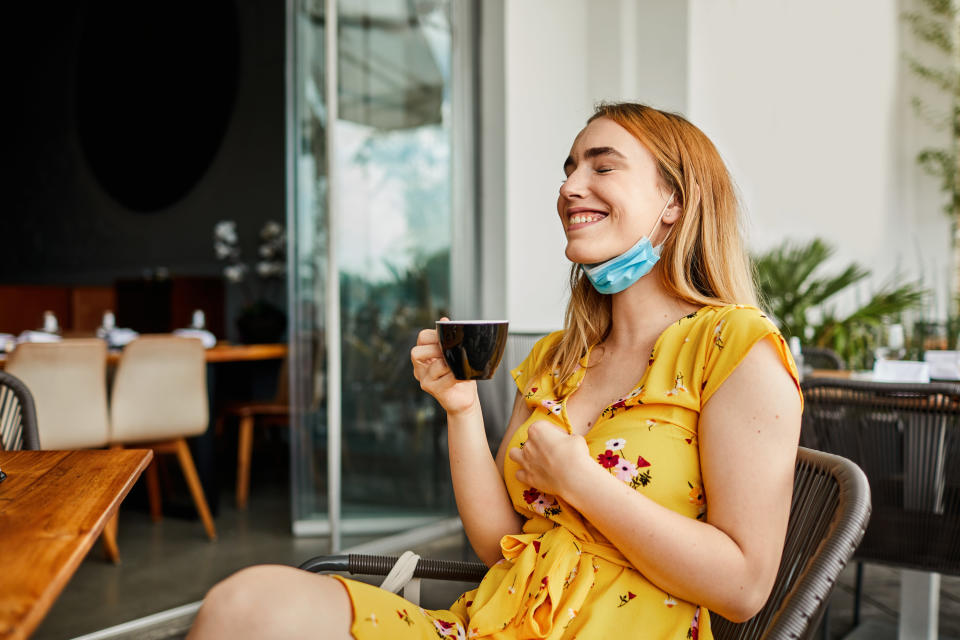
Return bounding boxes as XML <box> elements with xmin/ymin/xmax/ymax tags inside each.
<box><xmin>700</xmin><ymin>306</ymin><xmax>802</xmax><ymax>407</ymax></box>
<box><xmin>510</xmin><ymin>331</ymin><xmax>563</xmax><ymax>400</ymax></box>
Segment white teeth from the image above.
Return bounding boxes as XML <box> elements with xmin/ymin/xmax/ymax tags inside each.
<box><xmin>571</xmin><ymin>214</ymin><xmax>603</xmax><ymax>225</ymax></box>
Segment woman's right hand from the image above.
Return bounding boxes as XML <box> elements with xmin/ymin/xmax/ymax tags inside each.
<box><xmin>411</xmin><ymin>319</ymin><xmax>480</xmax><ymax>416</ymax></box>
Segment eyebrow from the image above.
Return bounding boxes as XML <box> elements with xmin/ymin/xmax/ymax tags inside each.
<box><xmin>563</xmin><ymin>146</ymin><xmax>626</xmax><ymax>172</ymax></box>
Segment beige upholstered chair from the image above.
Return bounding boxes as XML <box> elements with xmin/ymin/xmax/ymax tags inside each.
<box><xmin>6</xmin><ymin>339</ymin><xmax>121</xmax><ymax>561</ymax></box>
<box><xmin>110</xmin><ymin>335</ymin><xmax>217</xmax><ymax>541</ymax></box>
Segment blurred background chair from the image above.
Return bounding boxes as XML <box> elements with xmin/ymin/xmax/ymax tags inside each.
<box><xmin>0</xmin><ymin>370</ymin><xmax>40</xmax><ymax>450</ymax></box>
<box><xmin>300</xmin><ymin>446</ymin><xmax>870</xmax><ymax>640</ymax></box>
<box><xmin>476</xmin><ymin>332</ymin><xmax>547</xmax><ymax>446</ymax></box>
<box><xmin>801</xmin><ymin>346</ymin><xmax>845</xmax><ymax>371</ymax></box>
<box><xmin>5</xmin><ymin>339</ymin><xmax>120</xmax><ymax>560</ymax></box>
<box><xmin>216</xmin><ymin>357</ymin><xmax>288</xmax><ymax>509</ymax></box>
<box><xmin>802</xmin><ymin>379</ymin><xmax>960</xmax><ymax>634</ymax></box>
<box><xmin>110</xmin><ymin>335</ymin><xmax>217</xmax><ymax>540</ymax></box>
<box><xmin>6</xmin><ymin>339</ymin><xmax>110</xmax><ymax>449</ymax></box>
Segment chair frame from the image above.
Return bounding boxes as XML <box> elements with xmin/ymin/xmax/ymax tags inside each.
<box><xmin>0</xmin><ymin>370</ymin><xmax>40</xmax><ymax>450</ymax></box>
<box><xmin>300</xmin><ymin>447</ymin><xmax>870</xmax><ymax>640</ymax></box>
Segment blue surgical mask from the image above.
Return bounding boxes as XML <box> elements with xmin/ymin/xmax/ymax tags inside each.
<box><xmin>580</xmin><ymin>192</ymin><xmax>674</xmax><ymax>295</ymax></box>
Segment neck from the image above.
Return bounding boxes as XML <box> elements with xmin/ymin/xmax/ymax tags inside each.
<box><xmin>602</xmin><ymin>266</ymin><xmax>700</xmax><ymax>351</ymax></box>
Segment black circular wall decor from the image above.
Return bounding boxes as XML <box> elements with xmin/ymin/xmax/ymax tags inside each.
<box><xmin>76</xmin><ymin>1</ymin><xmax>240</xmax><ymax>213</ymax></box>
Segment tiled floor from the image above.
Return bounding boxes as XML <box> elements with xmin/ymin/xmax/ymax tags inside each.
<box><xmin>31</xmin><ymin>468</ymin><xmax>960</xmax><ymax>639</ymax></box>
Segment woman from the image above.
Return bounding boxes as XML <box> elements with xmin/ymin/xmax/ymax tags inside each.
<box><xmin>188</xmin><ymin>103</ymin><xmax>801</xmax><ymax>640</ymax></box>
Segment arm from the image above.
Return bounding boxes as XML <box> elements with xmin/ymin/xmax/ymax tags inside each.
<box><xmin>509</xmin><ymin>337</ymin><xmax>800</xmax><ymax>621</ymax></box>
<box><xmin>411</xmin><ymin>326</ymin><xmax>529</xmax><ymax>566</ymax></box>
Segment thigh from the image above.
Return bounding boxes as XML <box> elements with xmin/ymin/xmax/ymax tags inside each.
<box><xmin>334</xmin><ymin>576</ymin><xmax>468</xmax><ymax>640</ymax></box>
<box><xmin>189</xmin><ymin>565</ymin><xmax>353</xmax><ymax>640</ymax></box>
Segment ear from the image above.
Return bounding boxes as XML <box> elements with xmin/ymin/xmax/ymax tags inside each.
<box><xmin>665</xmin><ymin>183</ymin><xmax>699</xmax><ymax>224</ymax></box>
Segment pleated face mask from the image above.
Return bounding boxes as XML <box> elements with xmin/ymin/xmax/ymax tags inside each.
<box><xmin>580</xmin><ymin>191</ymin><xmax>674</xmax><ymax>295</ymax></box>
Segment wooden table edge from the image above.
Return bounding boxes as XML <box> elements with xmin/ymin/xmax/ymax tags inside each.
<box><xmin>11</xmin><ymin>449</ymin><xmax>153</xmax><ymax>640</ymax></box>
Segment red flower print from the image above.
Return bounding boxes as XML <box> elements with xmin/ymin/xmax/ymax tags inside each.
<box><xmin>532</xmin><ymin>540</ymin><xmax>541</xmax><ymax>553</ymax></box>
<box><xmin>541</xmin><ymin>576</ymin><xmax>549</xmax><ymax>589</ymax></box>
<box><xmin>523</xmin><ymin>488</ymin><xmax>540</xmax><ymax>504</ymax></box>
<box><xmin>437</xmin><ymin>620</ymin><xmax>455</xmax><ymax>629</ymax></box>
<box><xmin>636</xmin><ymin>455</ymin><xmax>651</xmax><ymax>468</ymax></box>
<box><xmin>617</xmin><ymin>591</ymin><xmax>637</xmax><ymax>607</ymax></box>
<box><xmin>597</xmin><ymin>450</ymin><xmax>619</xmax><ymax>468</ymax></box>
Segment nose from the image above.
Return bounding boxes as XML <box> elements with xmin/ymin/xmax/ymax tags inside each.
<box><xmin>559</xmin><ymin>167</ymin><xmax>587</xmax><ymax>200</ymax></box>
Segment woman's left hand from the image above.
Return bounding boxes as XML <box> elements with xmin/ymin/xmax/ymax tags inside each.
<box><xmin>508</xmin><ymin>420</ymin><xmax>592</xmax><ymax>497</ymax></box>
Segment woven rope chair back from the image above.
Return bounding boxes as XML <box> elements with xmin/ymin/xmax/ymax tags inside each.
<box><xmin>0</xmin><ymin>370</ymin><xmax>40</xmax><ymax>450</ymax></box>
<box><xmin>477</xmin><ymin>332</ymin><xmax>547</xmax><ymax>444</ymax></box>
<box><xmin>802</xmin><ymin>379</ymin><xmax>960</xmax><ymax>574</ymax></box>
<box><xmin>711</xmin><ymin>447</ymin><xmax>870</xmax><ymax>640</ymax></box>
<box><xmin>801</xmin><ymin>347</ymin><xmax>845</xmax><ymax>370</ymax></box>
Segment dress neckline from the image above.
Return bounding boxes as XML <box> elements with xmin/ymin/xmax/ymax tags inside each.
<box><xmin>561</xmin><ymin>304</ymin><xmax>714</xmax><ymax>431</ymax></box>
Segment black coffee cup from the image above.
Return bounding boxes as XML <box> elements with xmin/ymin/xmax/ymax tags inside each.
<box><xmin>436</xmin><ymin>320</ymin><xmax>509</xmax><ymax>380</ymax></box>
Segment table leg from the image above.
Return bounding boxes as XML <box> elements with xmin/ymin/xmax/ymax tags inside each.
<box><xmin>898</xmin><ymin>570</ymin><xmax>940</xmax><ymax>640</ymax></box>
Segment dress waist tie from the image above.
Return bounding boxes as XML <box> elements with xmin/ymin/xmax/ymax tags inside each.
<box><xmin>464</xmin><ymin>528</ymin><xmax>634</xmax><ymax>639</ymax></box>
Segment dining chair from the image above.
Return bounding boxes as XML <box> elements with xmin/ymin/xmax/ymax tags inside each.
<box><xmin>0</xmin><ymin>370</ymin><xmax>40</xmax><ymax>450</ymax></box>
<box><xmin>215</xmin><ymin>357</ymin><xmax>288</xmax><ymax>509</ymax></box>
<box><xmin>300</xmin><ymin>447</ymin><xmax>871</xmax><ymax>640</ymax></box>
<box><xmin>801</xmin><ymin>378</ymin><xmax>960</xmax><ymax>629</ymax></box>
<box><xmin>5</xmin><ymin>339</ymin><xmax>121</xmax><ymax>561</ymax></box>
<box><xmin>109</xmin><ymin>335</ymin><xmax>217</xmax><ymax>540</ymax></box>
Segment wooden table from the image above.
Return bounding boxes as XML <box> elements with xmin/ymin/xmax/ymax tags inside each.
<box><xmin>0</xmin><ymin>449</ymin><xmax>153</xmax><ymax>640</ymax></box>
<box><xmin>0</xmin><ymin>342</ymin><xmax>287</xmax><ymax>369</ymax></box>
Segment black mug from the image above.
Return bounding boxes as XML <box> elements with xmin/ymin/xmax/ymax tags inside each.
<box><xmin>436</xmin><ymin>320</ymin><xmax>509</xmax><ymax>380</ymax></box>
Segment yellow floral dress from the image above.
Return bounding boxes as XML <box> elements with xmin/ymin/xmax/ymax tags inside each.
<box><xmin>334</xmin><ymin>305</ymin><xmax>801</xmax><ymax>640</ymax></box>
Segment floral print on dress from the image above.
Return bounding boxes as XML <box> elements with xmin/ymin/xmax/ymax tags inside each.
<box><xmin>596</xmin><ymin>438</ymin><xmax>653</xmax><ymax>488</ymax></box>
<box><xmin>666</xmin><ymin>372</ymin><xmax>688</xmax><ymax>397</ymax></box>
<box><xmin>688</xmin><ymin>482</ymin><xmax>707</xmax><ymax>519</ymax></box>
<box><xmin>601</xmin><ymin>385</ymin><xmax>644</xmax><ymax>418</ymax></box>
<box><xmin>540</xmin><ymin>398</ymin><xmax>563</xmax><ymax>416</ymax></box>
<box><xmin>433</xmin><ymin>618</ymin><xmax>466</xmax><ymax>640</ymax></box>
<box><xmin>688</xmin><ymin>607</ymin><xmax>701</xmax><ymax>640</ymax></box>
<box><xmin>713</xmin><ymin>319</ymin><xmax>726</xmax><ymax>349</ymax></box>
<box><xmin>523</xmin><ymin>487</ymin><xmax>561</xmax><ymax>516</ymax></box>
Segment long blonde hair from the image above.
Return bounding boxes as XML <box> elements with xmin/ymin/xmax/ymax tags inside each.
<box><xmin>542</xmin><ymin>102</ymin><xmax>757</xmax><ymax>389</ymax></box>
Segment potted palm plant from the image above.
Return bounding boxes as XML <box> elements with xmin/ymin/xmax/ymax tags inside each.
<box><xmin>753</xmin><ymin>238</ymin><xmax>926</xmax><ymax>370</ymax></box>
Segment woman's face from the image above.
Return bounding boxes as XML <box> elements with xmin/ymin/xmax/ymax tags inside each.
<box><xmin>557</xmin><ymin>117</ymin><xmax>679</xmax><ymax>265</ymax></box>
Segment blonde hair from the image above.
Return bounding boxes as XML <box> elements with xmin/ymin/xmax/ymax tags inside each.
<box><xmin>542</xmin><ymin>102</ymin><xmax>757</xmax><ymax>389</ymax></box>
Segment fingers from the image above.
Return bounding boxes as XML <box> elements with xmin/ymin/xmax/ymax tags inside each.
<box><xmin>416</xmin><ymin>328</ymin><xmax>439</xmax><ymax>346</ymax></box>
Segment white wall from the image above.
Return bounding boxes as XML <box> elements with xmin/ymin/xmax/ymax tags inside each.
<box><xmin>486</xmin><ymin>0</ymin><xmax>689</xmax><ymax>331</ymax></box>
<box><xmin>687</xmin><ymin>0</ymin><xmax>952</xmax><ymax>319</ymax></box>
<box><xmin>487</xmin><ymin>0</ymin><xmax>951</xmax><ymax>327</ymax></box>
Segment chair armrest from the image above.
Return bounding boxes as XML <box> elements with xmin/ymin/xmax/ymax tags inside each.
<box><xmin>299</xmin><ymin>553</ymin><xmax>488</xmax><ymax>583</ymax></box>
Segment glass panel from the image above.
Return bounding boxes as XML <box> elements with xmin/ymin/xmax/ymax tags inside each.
<box><xmin>337</xmin><ymin>0</ymin><xmax>455</xmax><ymax>521</ymax></box>
<box><xmin>289</xmin><ymin>0</ymin><xmax>330</xmax><ymax>525</ymax></box>
<box><xmin>290</xmin><ymin>0</ymin><xmax>459</xmax><ymax>533</ymax></box>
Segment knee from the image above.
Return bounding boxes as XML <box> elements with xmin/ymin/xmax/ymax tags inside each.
<box><xmin>196</xmin><ymin>566</ymin><xmax>291</xmax><ymax>628</ymax></box>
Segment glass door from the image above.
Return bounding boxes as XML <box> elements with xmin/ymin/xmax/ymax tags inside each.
<box><xmin>287</xmin><ymin>0</ymin><xmax>474</xmax><ymax>549</ymax></box>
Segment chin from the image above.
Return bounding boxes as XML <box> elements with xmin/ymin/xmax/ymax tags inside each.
<box><xmin>565</xmin><ymin>244</ymin><xmax>613</xmax><ymax>266</ymax></box>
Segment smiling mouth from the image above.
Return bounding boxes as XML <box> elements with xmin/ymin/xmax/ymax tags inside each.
<box><xmin>568</xmin><ymin>212</ymin><xmax>607</xmax><ymax>226</ymax></box>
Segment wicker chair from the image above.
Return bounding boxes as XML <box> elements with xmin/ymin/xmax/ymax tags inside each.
<box><xmin>801</xmin><ymin>347</ymin><xmax>845</xmax><ymax>371</ymax></box>
<box><xmin>300</xmin><ymin>447</ymin><xmax>870</xmax><ymax>640</ymax></box>
<box><xmin>476</xmin><ymin>332</ymin><xmax>547</xmax><ymax>444</ymax></box>
<box><xmin>0</xmin><ymin>370</ymin><xmax>40</xmax><ymax>450</ymax></box>
<box><xmin>801</xmin><ymin>379</ymin><xmax>960</xmax><ymax>628</ymax></box>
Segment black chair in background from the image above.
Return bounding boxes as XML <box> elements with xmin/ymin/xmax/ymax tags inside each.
<box><xmin>802</xmin><ymin>379</ymin><xmax>960</xmax><ymax>631</ymax></box>
<box><xmin>300</xmin><ymin>447</ymin><xmax>871</xmax><ymax>640</ymax></box>
<box><xmin>801</xmin><ymin>347</ymin><xmax>845</xmax><ymax>370</ymax></box>
<box><xmin>0</xmin><ymin>370</ymin><xmax>40</xmax><ymax>450</ymax></box>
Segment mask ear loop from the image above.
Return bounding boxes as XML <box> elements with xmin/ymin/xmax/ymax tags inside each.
<box><xmin>649</xmin><ymin>191</ymin><xmax>676</xmax><ymax>250</ymax></box>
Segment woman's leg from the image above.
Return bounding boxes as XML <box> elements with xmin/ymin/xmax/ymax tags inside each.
<box><xmin>187</xmin><ymin>565</ymin><xmax>354</xmax><ymax>640</ymax></box>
